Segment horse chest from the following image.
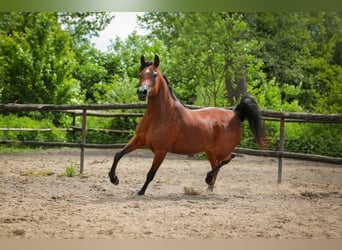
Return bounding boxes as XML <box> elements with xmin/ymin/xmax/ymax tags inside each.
<box><xmin>136</xmin><ymin>116</ymin><xmax>174</xmax><ymax>148</ymax></box>
<box><xmin>148</xmin><ymin>123</ymin><xmax>174</xmax><ymax>144</ymax></box>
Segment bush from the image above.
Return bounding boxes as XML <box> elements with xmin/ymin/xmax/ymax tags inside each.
<box><xmin>238</xmin><ymin>120</ymin><xmax>342</xmax><ymax>158</ymax></box>
<box><xmin>0</xmin><ymin>114</ymin><xmax>66</xmax><ymax>143</ymax></box>
<box><xmin>67</xmin><ymin>114</ymin><xmax>138</xmax><ymax>145</ymax></box>
<box><xmin>285</xmin><ymin>123</ymin><xmax>342</xmax><ymax>157</ymax></box>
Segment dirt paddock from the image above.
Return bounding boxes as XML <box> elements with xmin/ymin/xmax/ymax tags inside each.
<box><xmin>0</xmin><ymin>148</ymin><xmax>341</xmax><ymax>239</ymax></box>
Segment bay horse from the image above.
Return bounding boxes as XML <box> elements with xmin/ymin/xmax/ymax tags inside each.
<box><xmin>109</xmin><ymin>55</ymin><xmax>266</xmax><ymax>195</ymax></box>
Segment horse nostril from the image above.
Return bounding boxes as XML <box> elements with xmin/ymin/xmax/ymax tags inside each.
<box><xmin>138</xmin><ymin>86</ymin><xmax>148</xmax><ymax>95</ymax></box>
<box><xmin>137</xmin><ymin>86</ymin><xmax>149</xmax><ymax>101</ymax></box>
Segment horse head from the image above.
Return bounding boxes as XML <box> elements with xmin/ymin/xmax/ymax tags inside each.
<box><xmin>137</xmin><ymin>54</ymin><xmax>160</xmax><ymax>101</ymax></box>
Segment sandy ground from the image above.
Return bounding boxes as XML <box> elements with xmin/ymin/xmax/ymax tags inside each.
<box><xmin>0</xmin><ymin>148</ymin><xmax>341</xmax><ymax>239</ymax></box>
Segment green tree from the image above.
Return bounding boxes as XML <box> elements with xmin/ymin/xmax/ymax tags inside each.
<box><xmin>305</xmin><ymin>12</ymin><xmax>342</xmax><ymax>113</ymax></box>
<box><xmin>0</xmin><ymin>12</ymin><xmax>114</xmax><ymax>105</ymax></box>
<box><xmin>246</xmin><ymin>12</ymin><xmax>342</xmax><ymax>113</ymax></box>
<box><xmin>59</xmin><ymin>12</ymin><xmax>115</xmax><ymax>103</ymax></box>
<box><xmin>139</xmin><ymin>12</ymin><xmax>341</xmax><ymax>113</ymax></box>
<box><xmin>91</xmin><ymin>33</ymin><xmax>167</xmax><ymax>104</ymax></box>
<box><xmin>57</xmin><ymin>12</ymin><xmax>114</xmax><ymax>42</ymax></box>
<box><xmin>72</xmin><ymin>42</ymin><xmax>111</xmax><ymax>102</ymax></box>
<box><xmin>0</xmin><ymin>12</ymin><xmax>80</xmax><ymax>104</ymax></box>
<box><xmin>139</xmin><ymin>12</ymin><xmax>262</xmax><ymax>106</ymax></box>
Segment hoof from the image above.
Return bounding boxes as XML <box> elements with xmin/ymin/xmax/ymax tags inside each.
<box><xmin>207</xmin><ymin>185</ymin><xmax>214</xmax><ymax>193</ymax></box>
<box><xmin>205</xmin><ymin>172</ymin><xmax>214</xmax><ymax>185</ymax></box>
<box><xmin>137</xmin><ymin>190</ymin><xmax>145</xmax><ymax>196</ymax></box>
<box><xmin>109</xmin><ymin>175</ymin><xmax>119</xmax><ymax>185</ymax></box>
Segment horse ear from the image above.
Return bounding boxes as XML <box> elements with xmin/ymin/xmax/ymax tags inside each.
<box><xmin>153</xmin><ymin>54</ymin><xmax>159</xmax><ymax>68</ymax></box>
<box><xmin>140</xmin><ymin>55</ymin><xmax>145</xmax><ymax>67</ymax></box>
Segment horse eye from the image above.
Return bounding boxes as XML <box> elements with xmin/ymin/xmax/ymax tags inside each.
<box><xmin>153</xmin><ymin>71</ymin><xmax>158</xmax><ymax>77</ymax></box>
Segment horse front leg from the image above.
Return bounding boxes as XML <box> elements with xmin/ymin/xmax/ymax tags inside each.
<box><xmin>137</xmin><ymin>151</ymin><xmax>167</xmax><ymax>195</ymax></box>
<box><xmin>108</xmin><ymin>135</ymin><xmax>142</xmax><ymax>185</ymax></box>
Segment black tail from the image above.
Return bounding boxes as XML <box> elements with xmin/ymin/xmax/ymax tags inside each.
<box><xmin>234</xmin><ymin>94</ymin><xmax>267</xmax><ymax>150</ymax></box>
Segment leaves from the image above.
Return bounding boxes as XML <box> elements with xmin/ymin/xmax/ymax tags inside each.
<box><xmin>0</xmin><ymin>12</ymin><xmax>341</xmax><ymax>157</ymax></box>
<box><xmin>0</xmin><ymin>13</ymin><xmax>76</xmax><ymax>104</ymax></box>
<box><xmin>1</xmin><ymin>12</ymin><xmax>340</xmax><ymax>113</ymax></box>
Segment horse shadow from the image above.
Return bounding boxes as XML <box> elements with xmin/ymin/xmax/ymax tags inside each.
<box><xmin>96</xmin><ymin>190</ymin><xmax>230</xmax><ymax>204</ymax></box>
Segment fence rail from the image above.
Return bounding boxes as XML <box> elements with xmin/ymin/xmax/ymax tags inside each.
<box><xmin>1</xmin><ymin>103</ymin><xmax>341</xmax><ymax>183</ymax></box>
<box><xmin>1</xmin><ymin>103</ymin><xmax>341</xmax><ymax>121</ymax></box>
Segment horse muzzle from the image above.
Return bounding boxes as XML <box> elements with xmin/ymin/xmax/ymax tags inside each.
<box><xmin>137</xmin><ymin>85</ymin><xmax>150</xmax><ymax>101</ymax></box>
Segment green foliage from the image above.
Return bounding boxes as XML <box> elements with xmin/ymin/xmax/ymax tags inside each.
<box><xmin>285</xmin><ymin>123</ymin><xmax>342</xmax><ymax>157</ymax></box>
<box><xmin>86</xmin><ymin>116</ymin><xmax>137</xmax><ymax>144</ymax></box>
<box><xmin>238</xmin><ymin>120</ymin><xmax>342</xmax><ymax>158</ymax></box>
<box><xmin>72</xmin><ymin>43</ymin><xmax>110</xmax><ymax>103</ymax></box>
<box><xmin>0</xmin><ymin>13</ymin><xmax>79</xmax><ymax>104</ymax></box>
<box><xmin>248</xmin><ymin>12</ymin><xmax>342</xmax><ymax>113</ymax></box>
<box><xmin>20</xmin><ymin>169</ymin><xmax>55</xmax><ymax>177</ymax></box>
<box><xmin>0</xmin><ymin>12</ymin><xmax>114</xmax><ymax>105</ymax></box>
<box><xmin>64</xmin><ymin>160</ymin><xmax>76</xmax><ymax>177</ymax></box>
<box><xmin>307</xmin><ymin>58</ymin><xmax>342</xmax><ymax>114</ymax></box>
<box><xmin>0</xmin><ymin>114</ymin><xmax>65</xmax><ymax>142</ymax></box>
<box><xmin>139</xmin><ymin>13</ymin><xmax>262</xmax><ymax>106</ymax></box>
<box><xmin>91</xmin><ymin>75</ymin><xmax>139</xmax><ymax>104</ymax></box>
<box><xmin>249</xmin><ymin>77</ymin><xmax>303</xmax><ymax>112</ymax></box>
<box><xmin>57</xmin><ymin>12</ymin><xmax>114</xmax><ymax>41</ymax></box>
<box><xmin>0</xmin><ymin>12</ymin><xmax>341</xmax><ymax>158</ymax></box>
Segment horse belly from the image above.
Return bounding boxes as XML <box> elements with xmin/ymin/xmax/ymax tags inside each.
<box><xmin>168</xmin><ymin>126</ymin><xmax>214</xmax><ymax>155</ymax></box>
<box><xmin>169</xmin><ymin>139</ymin><xmax>206</xmax><ymax>155</ymax></box>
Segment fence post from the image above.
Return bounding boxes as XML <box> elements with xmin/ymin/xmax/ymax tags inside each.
<box><xmin>72</xmin><ymin>112</ymin><xmax>76</xmax><ymax>142</ymax></box>
<box><xmin>278</xmin><ymin>118</ymin><xmax>285</xmax><ymax>184</ymax></box>
<box><xmin>80</xmin><ymin>109</ymin><xmax>87</xmax><ymax>174</ymax></box>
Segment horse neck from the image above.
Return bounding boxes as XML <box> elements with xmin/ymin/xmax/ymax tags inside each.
<box><xmin>146</xmin><ymin>76</ymin><xmax>177</xmax><ymax>116</ymax></box>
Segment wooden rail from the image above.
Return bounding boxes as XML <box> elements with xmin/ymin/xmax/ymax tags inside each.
<box><xmin>1</xmin><ymin>103</ymin><xmax>341</xmax><ymax>183</ymax></box>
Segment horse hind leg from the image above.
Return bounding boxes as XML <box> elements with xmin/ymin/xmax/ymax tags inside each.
<box><xmin>204</xmin><ymin>151</ymin><xmax>219</xmax><ymax>192</ymax></box>
<box><xmin>205</xmin><ymin>153</ymin><xmax>235</xmax><ymax>192</ymax></box>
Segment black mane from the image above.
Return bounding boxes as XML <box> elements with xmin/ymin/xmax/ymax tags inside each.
<box><xmin>162</xmin><ymin>74</ymin><xmax>179</xmax><ymax>102</ymax></box>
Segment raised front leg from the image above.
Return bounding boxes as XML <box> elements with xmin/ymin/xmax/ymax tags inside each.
<box><xmin>108</xmin><ymin>135</ymin><xmax>143</xmax><ymax>186</ymax></box>
<box><xmin>137</xmin><ymin>151</ymin><xmax>167</xmax><ymax>195</ymax></box>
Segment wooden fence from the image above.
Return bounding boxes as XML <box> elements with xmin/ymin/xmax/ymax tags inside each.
<box><xmin>0</xmin><ymin>103</ymin><xmax>341</xmax><ymax>183</ymax></box>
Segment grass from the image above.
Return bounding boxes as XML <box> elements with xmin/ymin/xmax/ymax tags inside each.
<box><xmin>19</xmin><ymin>159</ymin><xmax>77</xmax><ymax>178</ymax></box>
<box><xmin>19</xmin><ymin>169</ymin><xmax>55</xmax><ymax>177</ymax></box>
<box><xmin>64</xmin><ymin>159</ymin><xmax>76</xmax><ymax>177</ymax></box>
<box><xmin>0</xmin><ymin>145</ymin><xmax>38</xmax><ymax>153</ymax></box>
